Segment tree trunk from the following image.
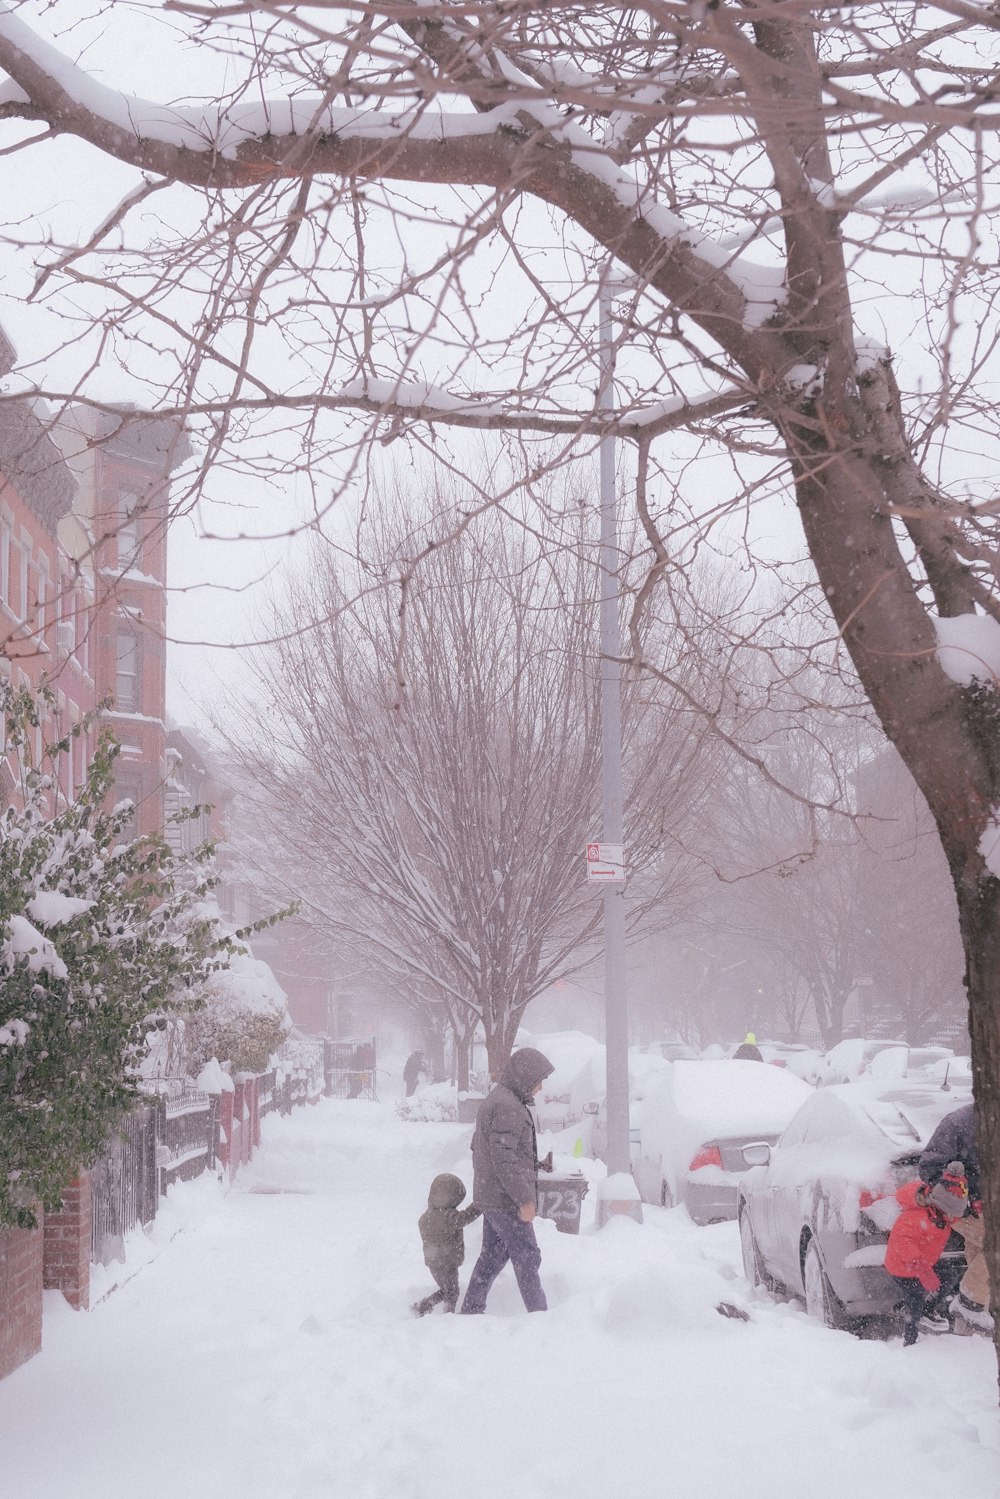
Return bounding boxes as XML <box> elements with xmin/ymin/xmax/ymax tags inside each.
<box><xmin>783</xmin><ymin>393</ymin><xmax>1000</xmax><ymax>1381</ymax></box>
<box><xmin>455</xmin><ymin>1024</ymin><xmax>471</xmax><ymax>1094</ymax></box>
<box><xmin>955</xmin><ymin>875</ymin><xmax>1000</xmax><ymax>1367</ymax></box>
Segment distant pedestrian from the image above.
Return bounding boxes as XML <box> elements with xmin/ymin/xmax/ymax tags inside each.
<box><xmin>411</xmin><ymin>1173</ymin><xmax>481</xmax><ymax>1316</ymax></box>
<box><xmin>403</xmin><ymin>1050</ymin><xmax>425</xmax><ymax>1098</ymax></box>
<box><xmin>460</xmin><ymin>1046</ymin><xmax>553</xmax><ymax>1315</ymax></box>
<box><xmin>734</xmin><ymin>1032</ymin><xmax>763</xmax><ymax>1062</ymax></box>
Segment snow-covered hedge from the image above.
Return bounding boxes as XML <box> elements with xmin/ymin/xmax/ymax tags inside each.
<box><xmin>179</xmin><ymin>952</ymin><xmax>290</xmax><ymax>1076</ymax></box>
<box><xmin>0</xmin><ymin>687</ymin><xmax>243</xmax><ymax>1228</ymax></box>
<box><xmin>395</xmin><ymin>1083</ymin><xmax>458</xmax><ymax>1122</ymax></box>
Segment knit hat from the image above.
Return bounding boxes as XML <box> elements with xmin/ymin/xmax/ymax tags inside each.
<box><xmin>926</xmin><ymin>1161</ymin><xmax>969</xmax><ymax>1219</ymax></box>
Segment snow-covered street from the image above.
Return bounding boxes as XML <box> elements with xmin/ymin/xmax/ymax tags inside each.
<box><xmin>1</xmin><ymin>1092</ymin><xmax>997</xmax><ymax>1499</ymax></box>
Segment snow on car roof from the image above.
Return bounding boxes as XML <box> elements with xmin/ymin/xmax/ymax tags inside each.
<box><xmin>830</xmin><ymin>1078</ymin><xmax>973</xmax><ymax>1151</ymax></box>
<box><xmin>669</xmin><ymin>1060</ymin><xmax>812</xmax><ymax>1133</ymax></box>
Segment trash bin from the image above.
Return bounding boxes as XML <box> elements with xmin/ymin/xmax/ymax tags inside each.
<box><xmin>536</xmin><ymin>1173</ymin><xmax>590</xmax><ymax>1234</ymax></box>
<box><xmin>457</xmin><ymin>1093</ymin><xmax>485</xmax><ymax>1124</ymax></box>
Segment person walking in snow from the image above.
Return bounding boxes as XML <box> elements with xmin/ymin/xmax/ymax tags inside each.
<box><xmin>460</xmin><ymin>1046</ymin><xmax>554</xmax><ymax>1315</ymax></box>
<box><xmin>412</xmin><ymin>1173</ymin><xmax>481</xmax><ymax>1316</ymax></box>
<box><xmin>885</xmin><ymin>1162</ymin><xmax>970</xmax><ymax>1345</ymax></box>
<box><xmin>403</xmin><ymin>1050</ymin><xmax>426</xmax><ymax>1098</ymax></box>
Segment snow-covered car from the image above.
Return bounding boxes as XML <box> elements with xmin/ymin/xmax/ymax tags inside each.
<box><xmin>643</xmin><ymin>1040</ymin><xmax>700</xmax><ymax>1063</ymax></box>
<box><xmin>527</xmin><ymin>1031</ymin><xmax>606</xmax><ymax>1130</ymax></box>
<box><xmin>756</xmin><ymin>1040</ymin><xmax>824</xmax><ymax>1081</ymax></box>
<box><xmin>634</xmin><ymin>1060</ymin><xmax>813</xmax><ymax>1224</ymax></box>
<box><xmin>902</xmin><ymin>1046</ymin><xmax>955</xmax><ymax>1077</ymax></box>
<box><xmin>586</xmin><ymin>1051</ymin><xmax>670</xmax><ymax>1163</ymax></box>
<box><xmin>922</xmin><ymin>1054</ymin><xmax>972</xmax><ymax>1085</ymax></box>
<box><xmin>736</xmin><ymin>1076</ymin><xmax>973</xmax><ymax>1332</ymax></box>
<box><xmin>814</xmin><ymin>1038</ymin><xmax>909</xmax><ymax>1086</ymax></box>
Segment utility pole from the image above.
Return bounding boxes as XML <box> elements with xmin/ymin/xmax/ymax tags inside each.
<box><xmin>597</xmin><ymin>274</ymin><xmax>631</xmax><ymax>1182</ymax></box>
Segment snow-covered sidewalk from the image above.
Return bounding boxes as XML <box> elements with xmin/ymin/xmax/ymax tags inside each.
<box><xmin>0</xmin><ymin>1097</ymin><xmax>997</xmax><ymax>1499</ymax></box>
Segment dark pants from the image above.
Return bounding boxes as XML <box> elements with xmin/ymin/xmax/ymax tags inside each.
<box><xmin>414</xmin><ymin>1263</ymin><xmax>460</xmax><ymax>1315</ymax></box>
<box><xmin>893</xmin><ymin>1257</ymin><xmax>964</xmax><ymax>1344</ymax></box>
<box><xmin>460</xmin><ymin>1210</ymin><xmax>547</xmax><ymax>1314</ymax></box>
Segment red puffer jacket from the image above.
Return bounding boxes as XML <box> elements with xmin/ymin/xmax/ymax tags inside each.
<box><xmin>884</xmin><ymin>1180</ymin><xmax>953</xmax><ymax>1292</ymax></box>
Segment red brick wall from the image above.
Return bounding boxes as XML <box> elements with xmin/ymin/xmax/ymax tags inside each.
<box><xmin>0</xmin><ymin>1222</ymin><xmax>43</xmax><ymax>1379</ymax></box>
<box><xmin>42</xmin><ymin>1175</ymin><xmax>91</xmax><ymax>1311</ymax></box>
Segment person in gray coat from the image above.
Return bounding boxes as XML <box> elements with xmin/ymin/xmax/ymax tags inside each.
<box><xmin>460</xmin><ymin>1046</ymin><xmax>554</xmax><ymax>1315</ymax></box>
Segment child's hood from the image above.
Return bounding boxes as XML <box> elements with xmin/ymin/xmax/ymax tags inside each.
<box><xmin>427</xmin><ymin>1173</ymin><xmax>468</xmax><ymax>1208</ymax></box>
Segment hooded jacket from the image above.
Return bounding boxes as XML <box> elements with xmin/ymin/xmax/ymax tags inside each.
<box><xmin>884</xmin><ymin>1179</ymin><xmax>958</xmax><ymax>1293</ymax></box>
<box><xmin>418</xmin><ymin>1173</ymin><xmax>481</xmax><ymax>1268</ymax></box>
<box><xmin>919</xmin><ymin>1103</ymin><xmax>980</xmax><ymax>1203</ymax></box>
<box><xmin>470</xmin><ymin>1048</ymin><xmax>554</xmax><ymax>1215</ymax></box>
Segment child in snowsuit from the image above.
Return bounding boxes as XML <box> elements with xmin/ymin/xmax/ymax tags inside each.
<box><xmin>885</xmin><ymin>1161</ymin><xmax>969</xmax><ymax>1346</ymax></box>
<box><xmin>412</xmin><ymin>1173</ymin><xmax>481</xmax><ymax>1316</ymax></box>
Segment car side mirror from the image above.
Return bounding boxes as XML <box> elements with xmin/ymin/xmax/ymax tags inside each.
<box><xmin>583</xmin><ymin>1100</ymin><xmax>599</xmax><ymax>1115</ymax></box>
<box><xmin>741</xmin><ymin>1141</ymin><xmax>771</xmax><ymax>1167</ymax></box>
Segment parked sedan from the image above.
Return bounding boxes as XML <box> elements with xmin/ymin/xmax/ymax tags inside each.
<box><xmin>814</xmin><ymin>1038</ymin><xmax>908</xmax><ymax>1086</ymax></box>
<box><xmin>736</xmin><ymin>1078</ymin><xmax>972</xmax><ymax>1331</ymax></box>
<box><xmin>634</xmin><ymin>1060</ymin><xmax>813</xmax><ymax>1224</ymax></box>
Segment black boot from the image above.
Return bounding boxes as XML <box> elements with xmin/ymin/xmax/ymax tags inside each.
<box><xmin>903</xmin><ymin>1319</ymin><xmax>918</xmax><ymax>1347</ymax></box>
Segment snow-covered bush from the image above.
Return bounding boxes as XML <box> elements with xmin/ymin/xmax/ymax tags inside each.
<box><xmin>396</xmin><ymin>1083</ymin><xmax>458</xmax><ymax>1122</ymax></box>
<box><xmin>178</xmin><ymin>951</ymin><xmax>290</xmax><ymax>1076</ymax></box>
<box><xmin>0</xmin><ymin>686</ymin><xmax>242</xmax><ymax>1229</ymax></box>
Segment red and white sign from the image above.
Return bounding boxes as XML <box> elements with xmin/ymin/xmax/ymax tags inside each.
<box><xmin>585</xmin><ymin>842</ymin><xmax>626</xmax><ymax>884</ymax></box>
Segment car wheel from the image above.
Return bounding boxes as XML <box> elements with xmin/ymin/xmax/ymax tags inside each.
<box><xmin>739</xmin><ymin>1208</ymin><xmax>767</xmax><ymax>1290</ymax></box>
<box><xmin>660</xmin><ymin>1178</ymin><xmax>674</xmax><ymax>1209</ymax></box>
<box><xmin>802</xmin><ymin>1238</ymin><xmax>850</xmax><ymax>1331</ymax></box>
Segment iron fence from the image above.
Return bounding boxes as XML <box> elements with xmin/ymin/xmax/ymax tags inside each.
<box><xmin>323</xmin><ymin>1038</ymin><xmax>378</xmax><ymax>1101</ymax></box>
<box><xmin>90</xmin><ymin>1105</ymin><xmax>159</xmax><ymax>1266</ymax></box>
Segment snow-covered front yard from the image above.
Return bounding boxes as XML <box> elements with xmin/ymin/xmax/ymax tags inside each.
<box><xmin>0</xmin><ymin>1091</ymin><xmax>996</xmax><ymax>1499</ymax></box>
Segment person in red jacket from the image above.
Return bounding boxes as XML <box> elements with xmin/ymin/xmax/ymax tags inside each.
<box><xmin>885</xmin><ymin>1162</ymin><xmax>969</xmax><ymax>1345</ymax></box>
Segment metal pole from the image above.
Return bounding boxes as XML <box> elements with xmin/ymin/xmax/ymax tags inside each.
<box><xmin>598</xmin><ymin>278</ymin><xmax>631</xmax><ymax>1179</ymax></box>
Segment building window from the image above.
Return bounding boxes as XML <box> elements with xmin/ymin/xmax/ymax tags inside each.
<box><xmin>118</xmin><ymin>491</ymin><xmax>140</xmax><ymax>569</ymax></box>
<box><xmin>0</xmin><ymin>523</ymin><xmax>9</xmax><ymax>610</ymax></box>
<box><xmin>36</xmin><ymin>564</ymin><xmax>47</xmax><ymax>635</ymax></box>
<box><xmin>114</xmin><ymin>778</ymin><xmax>139</xmax><ymax>840</ymax></box>
<box><xmin>115</xmin><ymin>629</ymin><xmax>139</xmax><ymax>712</ymax></box>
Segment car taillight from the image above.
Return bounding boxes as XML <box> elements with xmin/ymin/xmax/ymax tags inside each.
<box><xmin>689</xmin><ymin>1144</ymin><xmax>723</xmax><ymax>1172</ymax></box>
<box><xmin>858</xmin><ymin>1189</ymin><xmax>877</xmax><ymax>1210</ymax></box>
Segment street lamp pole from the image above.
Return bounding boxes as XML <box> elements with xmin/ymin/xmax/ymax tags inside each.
<box><xmin>597</xmin><ymin>276</ymin><xmax>631</xmax><ymax>1181</ymax></box>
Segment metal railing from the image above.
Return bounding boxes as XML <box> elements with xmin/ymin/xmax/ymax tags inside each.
<box><xmin>90</xmin><ymin>1105</ymin><xmax>159</xmax><ymax>1266</ymax></box>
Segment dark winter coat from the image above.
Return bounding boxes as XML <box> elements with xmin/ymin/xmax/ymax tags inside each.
<box><xmin>418</xmin><ymin>1174</ymin><xmax>481</xmax><ymax>1269</ymax></box>
<box><xmin>919</xmin><ymin>1103</ymin><xmax>981</xmax><ymax>1202</ymax></box>
<box><xmin>470</xmin><ymin>1048</ymin><xmax>554</xmax><ymax>1216</ymax></box>
<box><xmin>403</xmin><ymin>1052</ymin><xmax>424</xmax><ymax>1088</ymax></box>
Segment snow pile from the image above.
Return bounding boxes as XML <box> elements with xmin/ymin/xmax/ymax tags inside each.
<box><xmin>5</xmin><ymin>913</ymin><xmax>67</xmax><ymax>979</ymax></box>
<box><xmin>210</xmin><ymin>951</ymin><xmax>288</xmax><ymax>1015</ymax></box>
<box><xmin>195</xmin><ymin>1057</ymin><xmax>234</xmax><ymax>1094</ymax></box>
<box><xmin>932</xmin><ymin>611</ymin><xmax>1000</xmax><ymax>688</ymax></box>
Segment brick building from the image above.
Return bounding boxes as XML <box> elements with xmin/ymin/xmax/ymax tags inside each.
<box><xmin>0</xmin><ymin>332</ymin><xmax>188</xmax><ymax>1380</ymax></box>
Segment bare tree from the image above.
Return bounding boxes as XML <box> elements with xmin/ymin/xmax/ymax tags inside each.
<box><xmin>225</xmin><ymin>495</ymin><xmax>718</xmax><ymax>1076</ymax></box>
<box><xmin>4</xmin><ymin>2</ymin><xmax>1000</xmax><ymax>1363</ymax></box>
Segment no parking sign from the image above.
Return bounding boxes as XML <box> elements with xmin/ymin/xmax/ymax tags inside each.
<box><xmin>585</xmin><ymin>842</ymin><xmax>626</xmax><ymax>883</ymax></box>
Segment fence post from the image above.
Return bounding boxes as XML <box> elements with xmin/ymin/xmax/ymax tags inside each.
<box><xmin>0</xmin><ymin>1221</ymin><xmax>44</xmax><ymax>1378</ymax></box>
<box><xmin>219</xmin><ymin>1088</ymin><xmax>234</xmax><ymax>1176</ymax></box>
<box><xmin>42</xmin><ymin>1174</ymin><xmax>92</xmax><ymax>1311</ymax></box>
<box><xmin>250</xmin><ymin>1076</ymin><xmax>261</xmax><ymax>1150</ymax></box>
